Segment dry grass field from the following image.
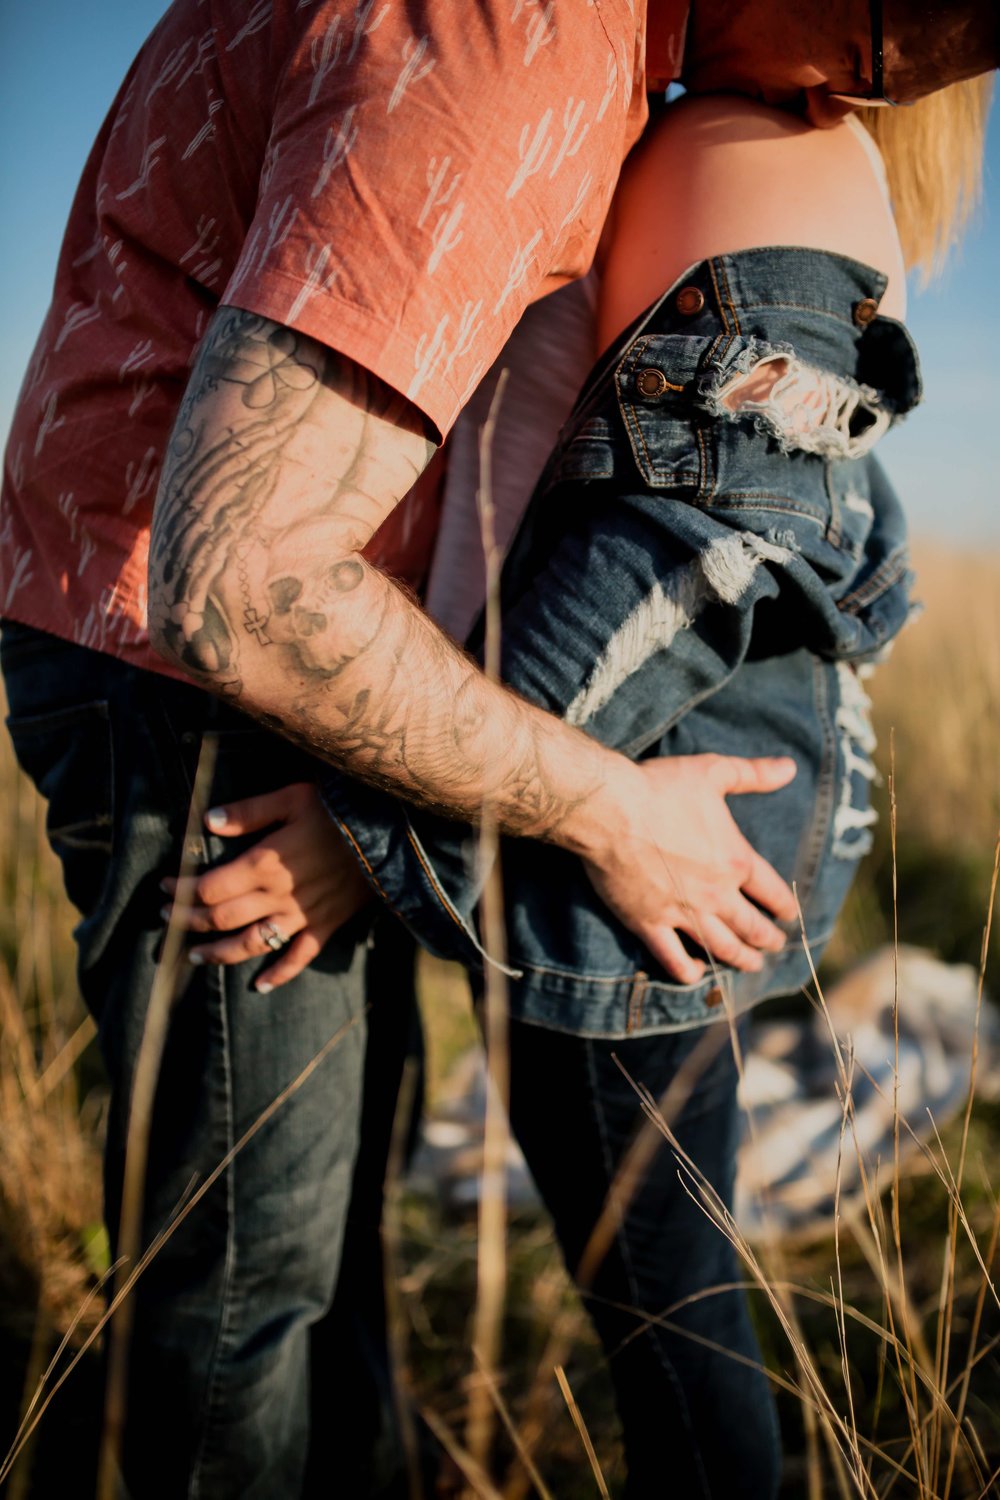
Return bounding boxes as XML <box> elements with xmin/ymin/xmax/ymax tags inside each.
<box><xmin>0</xmin><ymin>543</ymin><xmax>998</xmax><ymax>1498</ymax></box>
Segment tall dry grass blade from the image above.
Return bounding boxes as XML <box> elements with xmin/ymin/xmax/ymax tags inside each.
<box><xmin>471</xmin><ymin>1352</ymin><xmax>555</xmax><ymax>1500</ymax></box>
<box><xmin>96</xmin><ymin>733</ymin><xmax>218</xmax><ymax>1500</ymax></box>
<box><xmin>799</xmin><ymin>836</ymin><xmax>933</xmax><ymax>1483</ymax></box>
<box><xmin>791</xmin><ymin>898</ymin><xmax>899</xmax><ymax>1495</ymax></box>
<box><xmin>802</xmin><ymin>1399</ymin><xmax>825</xmax><ymax>1500</ymax></box>
<box><xmin>976</xmin><ymin>1457</ymin><xmax>1000</xmax><ymax>1499</ymax></box>
<box><xmin>921</xmin><ymin>1110</ymin><xmax>1000</xmax><ymax>1315</ymax></box>
<box><xmin>846</xmin><ymin>1212</ymin><xmax>985</xmax><ymax>1493</ymax></box>
<box><xmin>499</xmin><ymin>1301</ymin><xmax>583</xmax><ymax>1500</ymax></box>
<box><xmin>885</xmin><ymin>1331</ymin><xmax>1000</xmax><ymax>1498</ymax></box>
<box><xmin>576</xmin><ymin>1026</ymin><xmax>727</xmax><ymax>1290</ymax></box>
<box><xmin>832</xmin><ymin>1050</ymin><xmax>864</xmax><ymax>1480</ymax></box>
<box><xmin>23</xmin><ymin>1013</ymin><xmax>97</xmax><ymax>1107</ymax></box>
<box><xmin>940</xmin><ymin>827</ymin><xmax>1000</xmax><ymax>1500</ymax></box>
<box><xmin>868</xmin><ymin>1161</ymin><xmax>891</xmax><ymax>1453</ymax></box>
<box><xmin>836</xmin><ymin>1046</ymin><xmax>999</xmax><ymax>1332</ymax></box>
<box><xmin>382</xmin><ymin>1055</ymin><xmax>425</xmax><ymax>1500</ymax></box>
<box><xmin>0</xmin><ymin>897</ymin><xmax>103</xmax><ymax>1430</ymax></box>
<box><xmin>8</xmin><ymin>1301</ymin><xmax>49</xmax><ymax>1500</ymax></box>
<box><xmin>964</xmin><ymin>1420</ymin><xmax>991</xmax><ymax>1485</ymax></box>
<box><xmin>600</xmin><ymin>1270</ymin><xmax>983</xmax><ymax>1436</ymax></box>
<box><xmin>1</xmin><ymin>1259</ymin><xmax>123</xmax><ymax>1488</ymax></box>
<box><xmin>554</xmin><ymin>1365</ymin><xmax>611</xmax><ymax>1500</ymax></box>
<box><xmin>502</xmin><ymin>1025</ymin><xmax>730</xmax><ymax>1500</ymax></box>
<box><xmin>418</xmin><ymin>1403</ymin><xmax>506</xmax><ymax>1500</ymax></box>
<box><xmin>466</xmin><ymin>368</ymin><xmax>512</xmax><ymax>1476</ymax></box>
<box><xmin>942</xmin><ymin>1186</ymin><xmax>1000</xmax><ymax>1500</ymax></box>
<box><xmin>888</xmin><ymin>736</ymin><xmax>929</xmax><ymax>1486</ymax></box>
<box><xmin>1</xmin><ymin>999</ymin><xmax>361</xmax><ymax>1493</ymax></box>
<box><xmin>620</xmin><ymin>1062</ymin><xmax>883</xmax><ymax>1499</ymax></box>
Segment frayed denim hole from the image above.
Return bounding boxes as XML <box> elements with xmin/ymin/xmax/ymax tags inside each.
<box><xmin>701</xmin><ymin>347</ymin><xmax>892</xmax><ymax>462</ymax></box>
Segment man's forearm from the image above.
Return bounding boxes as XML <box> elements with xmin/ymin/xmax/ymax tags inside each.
<box><xmin>149</xmin><ymin>307</ymin><xmax>633</xmax><ymax>858</ymax></box>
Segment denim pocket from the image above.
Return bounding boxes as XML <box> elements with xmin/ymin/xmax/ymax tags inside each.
<box><xmin>7</xmin><ymin>700</ymin><xmax>115</xmax><ymax>920</ymax></box>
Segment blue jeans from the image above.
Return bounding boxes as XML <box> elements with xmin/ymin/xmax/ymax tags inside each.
<box><xmin>507</xmin><ymin>1014</ymin><xmax>780</xmax><ymax>1498</ymax></box>
<box><xmin>0</xmin><ymin>621</ymin><xmax>416</xmax><ymax>1499</ymax></box>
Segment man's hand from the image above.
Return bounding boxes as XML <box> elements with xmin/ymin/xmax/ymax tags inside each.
<box><xmin>583</xmin><ymin>754</ymin><xmax>798</xmax><ymax>985</ymax></box>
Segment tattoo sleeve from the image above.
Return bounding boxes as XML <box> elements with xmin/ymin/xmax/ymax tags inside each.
<box><xmin>149</xmin><ymin>307</ymin><xmax>620</xmax><ymax>851</ymax></box>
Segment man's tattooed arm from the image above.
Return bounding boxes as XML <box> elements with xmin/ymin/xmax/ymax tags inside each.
<box><xmin>149</xmin><ymin>306</ymin><xmax>631</xmax><ymax>854</ymax></box>
<box><xmin>151</xmin><ymin>306</ymin><xmax>799</xmax><ymax>980</ymax></box>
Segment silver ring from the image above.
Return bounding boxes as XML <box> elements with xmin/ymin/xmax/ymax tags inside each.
<box><xmin>258</xmin><ymin>920</ymin><xmax>290</xmax><ymax>953</ymax></box>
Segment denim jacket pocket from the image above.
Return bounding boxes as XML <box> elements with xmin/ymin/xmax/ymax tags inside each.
<box><xmin>613</xmin><ymin>335</ymin><xmax>709</xmax><ymax>492</ymax></box>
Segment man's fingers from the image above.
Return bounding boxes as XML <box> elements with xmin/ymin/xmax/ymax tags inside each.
<box><xmin>203</xmin><ymin>782</ymin><xmax>313</xmax><ymax>838</ymax></box>
<box><xmin>676</xmin><ymin>913</ymin><xmax>763</xmax><ymax>974</ymax></box>
<box><xmin>641</xmin><ymin>925</ymin><xmax>706</xmax><ymax>985</ymax></box>
<box><xmin>711</xmin><ymin>755</ymin><xmax>797</xmax><ymax>797</ymax></box>
<box><xmin>718</xmin><ymin>893</ymin><xmax>788</xmax><ymax>953</ymax></box>
<box><xmin>255</xmin><ymin>932</ymin><xmax>323</xmax><ymax>993</ymax></box>
<box><xmin>740</xmin><ymin>848</ymin><xmax>798</xmax><ymax>924</ymax></box>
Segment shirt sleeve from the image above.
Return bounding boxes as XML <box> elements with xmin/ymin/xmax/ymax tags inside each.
<box><xmin>221</xmin><ymin>0</ymin><xmax>633</xmax><ymax>438</ymax></box>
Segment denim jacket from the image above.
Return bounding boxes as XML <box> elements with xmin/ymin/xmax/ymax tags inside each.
<box><xmin>321</xmin><ymin>248</ymin><xmax>922</xmax><ymax>1037</ymax></box>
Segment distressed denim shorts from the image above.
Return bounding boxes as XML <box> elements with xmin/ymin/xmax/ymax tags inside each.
<box><xmin>323</xmin><ymin>247</ymin><xmax>922</xmax><ymax>1037</ymax></box>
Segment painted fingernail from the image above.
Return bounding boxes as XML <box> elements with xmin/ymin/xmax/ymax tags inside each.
<box><xmin>159</xmin><ymin>879</ymin><xmax>173</xmax><ymax>894</ymax></box>
<box><xmin>256</xmin><ymin>981</ymin><xmax>274</xmax><ymax>995</ymax></box>
<box><xmin>160</xmin><ymin>906</ymin><xmax>172</xmax><ymax>923</ymax></box>
<box><xmin>205</xmin><ymin>807</ymin><xmax>227</xmax><ymax>831</ymax></box>
<box><xmin>188</xmin><ymin>951</ymin><xmax>206</xmax><ymax>966</ymax></box>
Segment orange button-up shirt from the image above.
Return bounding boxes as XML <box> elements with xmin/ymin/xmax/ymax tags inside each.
<box><xmin>0</xmin><ymin>0</ymin><xmax>688</xmax><ymax>675</ymax></box>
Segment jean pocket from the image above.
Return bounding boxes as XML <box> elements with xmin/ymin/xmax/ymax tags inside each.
<box><xmin>6</xmin><ymin>700</ymin><xmax>115</xmax><ymax>919</ymax></box>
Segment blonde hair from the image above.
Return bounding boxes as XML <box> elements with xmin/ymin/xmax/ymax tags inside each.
<box><xmin>858</xmin><ymin>76</ymin><xmax>993</xmax><ymax>281</ymax></box>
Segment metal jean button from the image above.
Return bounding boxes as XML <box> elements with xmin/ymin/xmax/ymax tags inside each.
<box><xmin>675</xmin><ymin>285</ymin><xmax>706</xmax><ymax>316</ymax></box>
<box><xmin>636</xmin><ymin>367</ymin><xmax>670</xmax><ymax>398</ymax></box>
<box><xmin>853</xmin><ymin>297</ymin><xmax>880</xmax><ymax>328</ymax></box>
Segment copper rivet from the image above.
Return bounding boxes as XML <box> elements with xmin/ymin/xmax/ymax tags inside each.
<box><xmin>675</xmin><ymin>285</ymin><xmax>706</xmax><ymax>316</ymax></box>
<box><xmin>853</xmin><ymin>297</ymin><xmax>879</xmax><ymax>328</ymax></box>
<box><xmin>636</xmin><ymin>367</ymin><xmax>669</xmax><ymax>398</ymax></box>
<box><xmin>705</xmin><ymin>986</ymin><xmax>724</xmax><ymax>1009</ymax></box>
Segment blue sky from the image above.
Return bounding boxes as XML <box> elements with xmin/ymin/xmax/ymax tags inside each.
<box><xmin>1</xmin><ymin>1</ymin><xmax>997</xmax><ymax>543</ymax></box>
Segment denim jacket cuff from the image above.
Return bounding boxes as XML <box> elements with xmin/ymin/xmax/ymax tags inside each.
<box><xmin>318</xmin><ymin>771</ymin><xmax>516</xmax><ymax>976</ymax></box>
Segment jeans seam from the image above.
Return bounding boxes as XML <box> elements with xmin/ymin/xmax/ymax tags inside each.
<box><xmin>187</xmin><ymin>847</ymin><xmax>239</xmax><ymax>1497</ymax></box>
<box><xmin>825</xmin><ymin>459</ymin><xmax>844</xmax><ymax>548</ymax></box>
<box><xmin>706</xmin><ymin>494</ymin><xmax>825</xmax><ymax>520</ymax></box>
<box><xmin>838</xmin><ymin>547</ymin><xmax>908</xmax><ymax>613</ymax></box>
<box><xmin>327</xmin><ymin>813</ymin><xmax>393</xmax><ymax>906</ymax></box>
<box><xmin>586</xmin><ymin>1040</ymin><xmax>712</xmax><ymax>1498</ymax></box>
<box><xmin>403</xmin><ymin>823</ymin><xmax>474</xmax><ymax>936</ymax></box>
<box><xmin>713</xmin><ymin>256</ymin><xmax>743</xmax><ymax>343</ymax></box>
<box><xmin>695</xmin><ymin>421</ymin><xmax>714</xmax><ymax>502</ymax></box>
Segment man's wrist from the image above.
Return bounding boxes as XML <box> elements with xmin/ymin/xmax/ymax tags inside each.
<box><xmin>552</xmin><ymin>748</ymin><xmax>643</xmax><ymax>865</ymax></box>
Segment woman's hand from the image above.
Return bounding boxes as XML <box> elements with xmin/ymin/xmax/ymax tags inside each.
<box><xmin>161</xmin><ymin>782</ymin><xmax>371</xmax><ymax>992</ymax></box>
